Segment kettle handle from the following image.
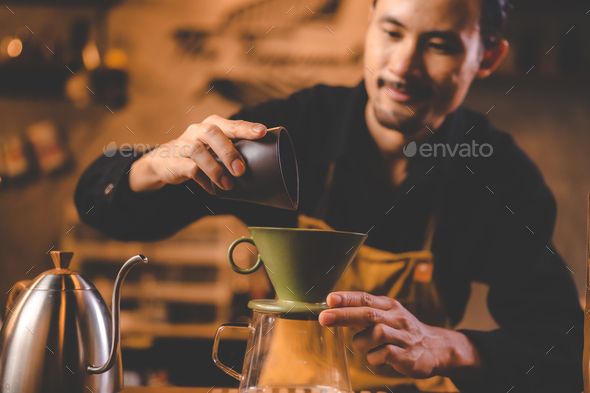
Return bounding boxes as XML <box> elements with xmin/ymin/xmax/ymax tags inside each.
<box><xmin>87</xmin><ymin>254</ymin><xmax>147</xmax><ymax>374</ymax></box>
<box><xmin>212</xmin><ymin>323</ymin><xmax>252</xmax><ymax>381</ymax></box>
<box><xmin>5</xmin><ymin>280</ymin><xmax>30</xmax><ymax>317</ymax></box>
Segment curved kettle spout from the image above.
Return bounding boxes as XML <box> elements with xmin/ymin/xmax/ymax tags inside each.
<box><xmin>87</xmin><ymin>254</ymin><xmax>148</xmax><ymax>374</ymax></box>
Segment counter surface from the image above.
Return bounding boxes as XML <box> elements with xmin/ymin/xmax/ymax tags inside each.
<box><xmin>121</xmin><ymin>388</ymin><xmax>435</xmax><ymax>393</ymax></box>
<box><xmin>122</xmin><ymin>388</ymin><xmax>218</xmax><ymax>393</ymax></box>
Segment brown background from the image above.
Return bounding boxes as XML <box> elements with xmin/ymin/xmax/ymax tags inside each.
<box><xmin>0</xmin><ymin>0</ymin><xmax>589</xmax><ymax>337</ymax></box>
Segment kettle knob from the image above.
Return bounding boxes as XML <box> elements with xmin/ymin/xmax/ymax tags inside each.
<box><xmin>50</xmin><ymin>251</ymin><xmax>74</xmax><ymax>270</ymax></box>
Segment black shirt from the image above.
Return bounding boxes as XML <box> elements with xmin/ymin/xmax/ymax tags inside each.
<box><xmin>75</xmin><ymin>80</ymin><xmax>583</xmax><ymax>393</ymax></box>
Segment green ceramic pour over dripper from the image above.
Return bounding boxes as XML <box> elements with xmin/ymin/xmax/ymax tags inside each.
<box><xmin>227</xmin><ymin>227</ymin><xmax>368</xmax><ymax>317</ymax></box>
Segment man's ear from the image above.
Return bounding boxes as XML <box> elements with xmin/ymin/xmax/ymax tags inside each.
<box><xmin>475</xmin><ymin>39</ymin><xmax>509</xmax><ymax>79</ymax></box>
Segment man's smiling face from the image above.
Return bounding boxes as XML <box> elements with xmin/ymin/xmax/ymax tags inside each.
<box><xmin>364</xmin><ymin>0</ymin><xmax>487</xmax><ymax>134</ymax></box>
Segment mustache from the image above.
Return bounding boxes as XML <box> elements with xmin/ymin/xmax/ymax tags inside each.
<box><xmin>377</xmin><ymin>77</ymin><xmax>434</xmax><ymax>98</ymax></box>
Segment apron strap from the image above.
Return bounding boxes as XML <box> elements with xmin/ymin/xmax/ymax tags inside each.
<box><xmin>421</xmin><ymin>200</ymin><xmax>440</xmax><ymax>252</ymax></box>
<box><xmin>422</xmin><ymin>162</ymin><xmax>447</xmax><ymax>252</ymax></box>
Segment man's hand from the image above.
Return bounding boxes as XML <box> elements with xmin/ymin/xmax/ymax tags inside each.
<box><xmin>318</xmin><ymin>292</ymin><xmax>483</xmax><ymax>382</ymax></box>
<box><xmin>129</xmin><ymin>115</ymin><xmax>268</xmax><ymax>193</ymax></box>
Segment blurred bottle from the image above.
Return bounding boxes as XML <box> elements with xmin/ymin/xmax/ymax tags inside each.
<box><xmin>26</xmin><ymin>120</ymin><xmax>72</xmax><ymax>176</ymax></box>
<box><xmin>66</xmin><ymin>18</ymin><xmax>90</xmax><ymax>73</ymax></box>
<box><xmin>91</xmin><ymin>47</ymin><xmax>129</xmax><ymax>110</ymax></box>
<box><xmin>0</xmin><ymin>134</ymin><xmax>34</xmax><ymax>184</ymax></box>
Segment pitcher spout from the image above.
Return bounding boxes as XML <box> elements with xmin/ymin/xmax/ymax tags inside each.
<box><xmin>87</xmin><ymin>254</ymin><xmax>148</xmax><ymax>374</ymax></box>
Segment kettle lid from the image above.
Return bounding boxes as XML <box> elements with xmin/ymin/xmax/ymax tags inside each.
<box><xmin>27</xmin><ymin>251</ymin><xmax>94</xmax><ymax>290</ymax></box>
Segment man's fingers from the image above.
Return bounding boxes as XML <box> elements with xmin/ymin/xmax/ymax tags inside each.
<box><xmin>202</xmin><ymin>114</ymin><xmax>267</xmax><ymax>140</ymax></box>
<box><xmin>136</xmin><ymin>116</ymin><xmax>265</xmax><ymax>193</ymax></box>
<box><xmin>198</xmin><ymin>123</ymin><xmax>247</xmax><ymax>177</ymax></box>
<box><xmin>158</xmin><ymin>158</ymin><xmax>195</xmax><ymax>185</ymax></box>
<box><xmin>189</xmin><ymin>141</ymin><xmax>233</xmax><ymax>191</ymax></box>
<box><xmin>181</xmin><ymin>116</ymin><xmax>267</xmax><ymax>180</ymax></box>
<box><xmin>192</xmin><ymin>170</ymin><xmax>215</xmax><ymax>195</ymax></box>
<box><xmin>327</xmin><ymin>292</ymin><xmax>398</xmax><ymax>310</ymax></box>
<box><xmin>352</xmin><ymin>323</ymin><xmax>407</xmax><ymax>352</ymax></box>
<box><xmin>319</xmin><ymin>306</ymin><xmax>392</xmax><ymax>328</ymax></box>
<box><xmin>183</xmin><ymin>124</ymin><xmax>245</xmax><ymax>177</ymax></box>
<box><xmin>173</xmin><ymin>158</ymin><xmax>212</xmax><ymax>193</ymax></box>
<box><xmin>366</xmin><ymin>343</ymin><xmax>405</xmax><ymax>367</ymax></box>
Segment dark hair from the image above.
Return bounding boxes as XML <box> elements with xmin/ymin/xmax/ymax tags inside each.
<box><xmin>372</xmin><ymin>0</ymin><xmax>513</xmax><ymax>48</ymax></box>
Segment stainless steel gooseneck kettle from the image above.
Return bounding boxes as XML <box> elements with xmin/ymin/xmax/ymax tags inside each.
<box><xmin>0</xmin><ymin>251</ymin><xmax>147</xmax><ymax>393</ymax></box>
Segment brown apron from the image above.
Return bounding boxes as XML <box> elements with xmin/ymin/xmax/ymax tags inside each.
<box><xmin>297</xmin><ymin>161</ymin><xmax>458</xmax><ymax>392</ymax></box>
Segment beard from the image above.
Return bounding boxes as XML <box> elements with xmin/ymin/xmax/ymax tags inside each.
<box><xmin>372</xmin><ymin>98</ymin><xmax>426</xmax><ymax>135</ymax></box>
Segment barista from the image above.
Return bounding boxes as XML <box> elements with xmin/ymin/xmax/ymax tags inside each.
<box><xmin>74</xmin><ymin>0</ymin><xmax>583</xmax><ymax>392</ymax></box>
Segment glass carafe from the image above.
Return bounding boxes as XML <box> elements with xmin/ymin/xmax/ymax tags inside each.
<box><xmin>213</xmin><ymin>309</ymin><xmax>352</xmax><ymax>393</ymax></box>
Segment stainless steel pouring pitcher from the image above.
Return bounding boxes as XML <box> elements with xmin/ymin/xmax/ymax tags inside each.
<box><xmin>0</xmin><ymin>251</ymin><xmax>147</xmax><ymax>393</ymax></box>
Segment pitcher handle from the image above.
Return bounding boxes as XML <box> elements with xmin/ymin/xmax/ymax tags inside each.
<box><xmin>212</xmin><ymin>323</ymin><xmax>251</xmax><ymax>381</ymax></box>
<box><xmin>227</xmin><ymin>237</ymin><xmax>262</xmax><ymax>274</ymax></box>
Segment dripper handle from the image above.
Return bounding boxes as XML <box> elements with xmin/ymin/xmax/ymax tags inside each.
<box><xmin>227</xmin><ymin>237</ymin><xmax>263</xmax><ymax>274</ymax></box>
